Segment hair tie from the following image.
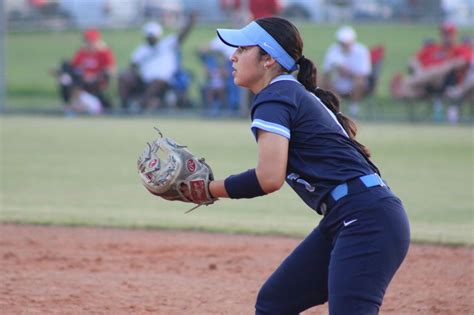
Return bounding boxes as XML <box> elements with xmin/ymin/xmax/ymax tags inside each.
<box><xmin>336</xmin><ymin>111</ymin><xmax>342</xmax><ymax>116</ymax></box>
<box><xmin>297</xmin><ymin>55</ymin><xmax>305</xmax><ymax>64</ymax></box>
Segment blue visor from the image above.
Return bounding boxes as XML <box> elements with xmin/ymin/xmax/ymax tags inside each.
<box><xmin>217</xmin><ymin>21</ymin><xmax>297</xmax><ymax>72</ymax></box>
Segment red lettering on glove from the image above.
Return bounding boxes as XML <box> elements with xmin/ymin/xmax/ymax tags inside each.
<box><xmin>190</xmin><ymin>180</ymin><xmax>207</xmax><ymax>203</ymax></box>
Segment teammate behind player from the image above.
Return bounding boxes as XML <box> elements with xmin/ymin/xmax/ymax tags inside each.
<box><xmin>207</xmin><ymin>17</ymin><xmax>410</xmax><ymax>314</ymax></box>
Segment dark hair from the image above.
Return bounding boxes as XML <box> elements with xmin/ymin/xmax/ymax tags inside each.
<box><xmin>255</xmin><ymin>17</ymin><xmax>371</xmax><ymax>158</ymax></box>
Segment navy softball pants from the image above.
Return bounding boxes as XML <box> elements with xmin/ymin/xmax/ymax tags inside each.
<box><xmin>255</xmin><ymin>186</ymin><xmax>410</xmax><ymax>315</ymax></box>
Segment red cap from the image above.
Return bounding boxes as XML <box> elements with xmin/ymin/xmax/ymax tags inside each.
<box><xmin>84</xmin><ymin>28</ymin><xmax>101</xmax><ymax>42</ymax></box>
<box><xmin>440</xmin><ymin>22</ymin><xmax>457</xmax><ymax>34</ymax></box>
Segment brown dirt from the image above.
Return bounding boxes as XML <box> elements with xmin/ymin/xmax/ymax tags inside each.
<box><xmin>0</xmin><ymin>223</ymin><xmax>472</xmax><ymax>314</ymax></box>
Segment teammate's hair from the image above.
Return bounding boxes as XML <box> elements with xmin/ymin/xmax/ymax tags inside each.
<box><xmin>255</xmin><ymin>17</ymin><xmax>371</xmax><ymax>158</ymax></box>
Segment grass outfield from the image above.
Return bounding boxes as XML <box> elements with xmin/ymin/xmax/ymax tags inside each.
<box><xmin>1</xmin><ymin>116</ymin><xmax>472</xmax><ymax>245</ymax></box>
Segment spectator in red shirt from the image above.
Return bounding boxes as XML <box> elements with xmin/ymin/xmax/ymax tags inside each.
<box><xmin>52</xmin><ymin>28</ymin><xmax>116</xmax><ymax>112</ymax></box>
<box><xmin>249</xmin><ymin>0</ymin><xmax>281</xmax><ymax>19</ymax></box>
<box><xmin>219</xmin><ymin>0</ymin><xmax>281</xmax><ymax>22</ymax></box>
<box><xmin>391</xmin><ymin>22</ymin><xmax>472</xmax><ymax>100</ymax></box>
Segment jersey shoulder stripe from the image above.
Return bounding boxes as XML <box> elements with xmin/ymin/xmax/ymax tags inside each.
<box><xmin>251</xmin><ymin>119</ymin><xmax>291</xmax><ymax>139</ymax></box>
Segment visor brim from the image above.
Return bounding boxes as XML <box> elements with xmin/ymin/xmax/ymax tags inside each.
<box><xmin>217</xmin><ymin>28</ymin><xmax>256</xmax><ymax>48</ymax></box>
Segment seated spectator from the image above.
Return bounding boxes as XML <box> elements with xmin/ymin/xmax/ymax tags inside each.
<box><xmin>118</xmin><ymin>13</ymin><xmax>196</xmax><ymax>112</ymax></box>
<box><xmin>321</xmin><ymin>26</ymin><xmax>372</xmax><ymax>117</ymax></box>
<box><xmin>198</xmin><ymin>48</ymin><xmax>227</xmax><ymax>116</ymax></box>
<box><xmin>51</xmin><ymin>28</ymin><xmax>116</xmax><ymax>113</ymax></box>
<box><xmin>64</xmin><ymin>87</ymin><xmax>103</xmax><ymax>117</ymax></box>
<box><xmin>390</xmin><ymin>23</ymin><xmax>472</xmax><ymax>101</ymax></box>
<box><xmin>444</xmin><ymin>37</ymin><xmax>474</xmax><ymax>123</ymax></box>
<box><xmin>198</xmin><ymin>36</ymin><xmax>240</xmax><ymax>116</ymax></box>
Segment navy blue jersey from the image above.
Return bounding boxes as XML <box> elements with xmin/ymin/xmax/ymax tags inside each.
<box><xmin>250</xmin><ymin>75</ymin><xmax>378</xmax><ymax>211</ymax></box>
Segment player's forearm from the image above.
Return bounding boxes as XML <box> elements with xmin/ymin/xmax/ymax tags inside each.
<box><xmin>210</xmin><ymin>172</ymin><xmax>281</xmax><ymax>200</ymax></box>
<box><xmin>209</xmin><ymin>180</ymin><xmax>229</xmax><ymax>198</ymax></box>
<box><xmin>213</xmin><ymin>168</ymin><xmax>268</xmax><ymax>199</ymax></box>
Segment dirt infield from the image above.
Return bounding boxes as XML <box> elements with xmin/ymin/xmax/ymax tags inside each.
<box><xmin>1</xmin><ymin>224</ymin><xmax>472</xmax><ymax>314</ymax></box>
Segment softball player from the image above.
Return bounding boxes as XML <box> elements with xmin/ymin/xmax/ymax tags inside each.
<box><xmin>208</xmin><ymin>17</ymin><xmax>410</xmax><ymax>314</ymax></box>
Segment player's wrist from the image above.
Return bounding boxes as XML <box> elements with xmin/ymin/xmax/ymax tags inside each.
<box><xmin>209</xmin><ymin>180</ymin><xmax>228</xmax><ymax>199</ymax></box>
<box><xmin>224</xmin><ymin>169</ymin><xmax>266</xmax><ymax>199</ymax></box>
<box><xmin>208</xmin><ymin>181</ymin><xmax>216</xmax><ymax>199</ymax></box>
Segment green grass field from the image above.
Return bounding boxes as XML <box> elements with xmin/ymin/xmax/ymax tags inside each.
<box><xmin>1</xmin><ymin>116</ymin><xmax>472</xmax><ymax>244</ymax></box>
<box><xmin>6</xmin><ymin>23</ymin><xmax>474</xmax><ymax>111</ymax></box>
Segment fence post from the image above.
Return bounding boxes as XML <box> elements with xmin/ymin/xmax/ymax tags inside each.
<box><xmin>0</xmin><ymin>0</ymin><xmax>5</xmax><ymax>113</ymax></box>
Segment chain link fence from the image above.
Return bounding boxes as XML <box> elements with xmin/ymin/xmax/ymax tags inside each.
<box><xmin>5</xmin><ymin>0</ymin><xmax>474</xmax><ymax>32</ymax></box>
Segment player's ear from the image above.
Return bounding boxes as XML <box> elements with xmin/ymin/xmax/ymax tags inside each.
<box><xmin>263</xmin><ymin>56</ymin><xmax>277</xmax><ymax>69</ymax></box>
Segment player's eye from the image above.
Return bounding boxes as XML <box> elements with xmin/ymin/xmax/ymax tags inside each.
<box><xmin>237</xmin><ymin>46</ymin><xmax>247</xmax><ymax>54</ymax></box>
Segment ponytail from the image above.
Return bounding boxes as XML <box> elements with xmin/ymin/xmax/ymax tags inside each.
<box><xmin>297</xmin><ymin>56</ymin><xmax>372</xmax><ymax>158</ymax></box>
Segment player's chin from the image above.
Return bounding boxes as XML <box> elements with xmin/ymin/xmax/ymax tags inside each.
<box><xmin>233</xmin><ymin>74</ymin><xmax>245</xmax><ymax>87</ymax></box>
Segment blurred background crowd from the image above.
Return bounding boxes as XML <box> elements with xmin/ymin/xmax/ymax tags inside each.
<box><xmin>2</xmin><ymin>0</ymin><xmax>473</xmax><ymax>123</ymax></box>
